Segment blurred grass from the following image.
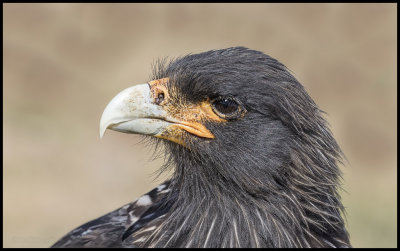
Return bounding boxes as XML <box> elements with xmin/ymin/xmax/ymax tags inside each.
<box><xmin>3</xmin><ymin>3</ymin><xmax>396</xmax><ymax>248</ymax></box>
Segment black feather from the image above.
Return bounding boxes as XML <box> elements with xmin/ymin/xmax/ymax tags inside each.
<box><xmin>52</xmin><ymin>47</ymin><xmax>350</xmax><ymax>248</ymax></box>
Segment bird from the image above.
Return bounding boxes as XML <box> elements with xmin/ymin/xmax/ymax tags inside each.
<box><xmin>51</xmin><ymin>47</ymin><xmax>351</xmax><ymax>248</ymax></box>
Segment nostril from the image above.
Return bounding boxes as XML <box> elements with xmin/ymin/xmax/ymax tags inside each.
<box><xmin>155</xmin><ymin>92</ymin><xmax>165</xmax><ymax>104</ymax></box>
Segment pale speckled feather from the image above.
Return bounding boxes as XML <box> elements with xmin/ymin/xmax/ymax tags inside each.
<box><xmin>51</xmin><ymin>181</ymin><xmax>171</xmax><ymax>248</ymax></box>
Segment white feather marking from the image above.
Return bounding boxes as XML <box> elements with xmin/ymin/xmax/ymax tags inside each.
<box><xmin>136</xmin><ymin>195</ymin><xmax>152</xmax><ymax>206</ymax></box>
<box><xmin>185</xmin><ymin>238</ymin><xmax>194</xmax><ymax>248</ymax></box>
<box><xmin>203</xmin><ymin>215</ymin><xmax>217</xmax><ymax>248</ymax></box>
<box><xmin>270</xmin><ymin>216</ymin><xmax>282</xmax><ymax>247</ymax></box>
<box><xmin>252</xmin><ymin>227</ymin><xmax>260</xmax><ymax>248</ymax></box>
<box><xmin>261</xmin><ymin>210</ymin><xmax>273</xmax><ymax>237</ymax></box>
<box><xmin>324</xmin><ymin>239</ymin><xmax>336</xmax><ymax>248</ymax></box>
<box><xmin>156</xmin><ymin>184</ymin><xmax>166</xmax><ymax>191</ymax></box>
<box><xmin>81</xmin><ymin>229</ymin><xmax>92</xmax><ymax>236</ymax></box>
<box><xmin>281</xmin><ymin>224</ymin><xmax>294</xmax><ymax>247</ymax></box>
<box><xmin>158</xmin><ymin>189</ymin><xmax>170</xmax><ymax>194</ymax></box>
<box><xmin>163</xmin><ymin>209</ymin><xmax>193</xmax><ymax>247</ymax></box>
<box><xmin>334</xmin><ymin>237</ymin><xmax>349</xmax><ymax>246</ymax></box>
<box><xmin>236</xmin><ymin>199</ymin><xmax>255</xmax><ymax>247</ymax></box>
<box><xmin>155</xmin><ymin>229</ymin><xmax>169</xmax><ymax>247</ymax></box>
<box><xmin>232</xmin><ymin>219</ymin><xmax>241</xmax><ymax>248</ymax></box>
<box><xmin>133</xmin><ymin>225</ymin><xmax>156</xmax><ymax>235</ymax></box>
<box><xmin>303</xmin><ymin>227</ymin><xmax>323</xmax><ymax>246</ymax></box>
<box><xmin>229</xmin><ymin>230</ymin><xmax>234</xmax><ymax>248</ymax></box>
<box><xmin>256</xmin><ymin>209</ymin><xmax>269</xmax><ymax>235</ymax></box>
<box><xmin>133</xmin><ymin>237</ymin><xmax>146</xmax><ymax>243</ymax></box>
<box><xmin>301</xmin><ymin>235</ymin><xmax>312</xmax><ymax>248</ymax></box>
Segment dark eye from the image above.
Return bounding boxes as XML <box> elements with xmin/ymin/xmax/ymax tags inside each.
<box><xmin>211</xmin><ymin>96</ymin><xmax>245</xmax><ymax>120</ymax></box>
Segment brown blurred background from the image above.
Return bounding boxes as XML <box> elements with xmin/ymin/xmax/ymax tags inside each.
<box><xmin>3</xmin><ymin>3</ymin><xmax>396</xmax><ymax>248</ymax></box>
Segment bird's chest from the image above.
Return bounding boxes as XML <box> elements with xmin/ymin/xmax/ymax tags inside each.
<box><xmin>123</xmin><ymin>205</ymin><xmax>289</xmax><ymax>248</ymax></box>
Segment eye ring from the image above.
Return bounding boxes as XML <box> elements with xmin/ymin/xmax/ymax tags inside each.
<box><xmin>211</xmin><ymin>96</ymin><xmax>246</xmax><ymax>120</ymax></box>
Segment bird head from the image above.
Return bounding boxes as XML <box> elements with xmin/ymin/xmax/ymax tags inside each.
<box><xmin>99</xmin><ymin>47</ymin><xmax>350</xmax><ymax>248</ymax></box>
<box><xmin>100</xmin><ymin>47</ymin><xmax>341</xmax><ymax>196</ymax></box>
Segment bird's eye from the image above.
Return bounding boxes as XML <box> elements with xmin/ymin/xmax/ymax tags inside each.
<box><xmin>211</xmin><ymin>96</ymin><xmax>245</xmax><ymax>120</ymax></box>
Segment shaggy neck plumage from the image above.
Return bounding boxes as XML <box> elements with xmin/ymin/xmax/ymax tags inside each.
<box><xmin>143</xmin><ymin>123</ymin><xmax>350</xmax><ymax>248</ymax></box>
<box><xmin>140</xmin><ymin>48</ymin><xmax>350</xmax><ymax>247</ymax></box>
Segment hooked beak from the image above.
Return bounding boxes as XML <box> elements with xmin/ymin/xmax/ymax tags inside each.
<box><xmin>99</xmin><ymin>79</ymin><xmax>216</xmax><ymax>146</ymax></box>
<box><xmin>99</xmin><ymin>83</ymin><xmax>171</xmax><ymax>138</ymax></box>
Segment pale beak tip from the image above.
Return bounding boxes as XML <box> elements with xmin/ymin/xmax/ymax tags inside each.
<box><xmin>99</xmin><ymin>127</ymin><xmax>105</xmax><ymax>139</ymax></box>
<box><xmin>99</xmin><ymin>121</ymin><xmax>109</xmax><ymax>139</ymax></box>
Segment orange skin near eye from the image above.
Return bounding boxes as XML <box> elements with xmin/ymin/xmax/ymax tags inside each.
<box><xmin>148</xmin><ymin>78</ymin><xmax>226</xmax><ymax>144</ymax></box>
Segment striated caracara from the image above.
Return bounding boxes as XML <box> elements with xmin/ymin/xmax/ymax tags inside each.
<box><xmin>52</xmin><ymin>47</ymin><xmax>351</xmax><ymax>248</ymax></box>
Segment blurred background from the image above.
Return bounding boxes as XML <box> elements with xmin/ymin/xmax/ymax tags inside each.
<box><xmin>3</xmin><ymin>3</ymin><xmax>396</xmax><ymax>248</ymax></box>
